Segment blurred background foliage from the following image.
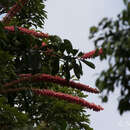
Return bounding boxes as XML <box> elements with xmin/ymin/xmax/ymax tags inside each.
<box><xmin>89</xmin><ymin>0</ymin><xmax>130</xmax><ymax>115</ymax></box>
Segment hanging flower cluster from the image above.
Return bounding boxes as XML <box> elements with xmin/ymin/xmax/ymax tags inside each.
<box><xmin>4</xmin><ymin>73</ymin><xmax>99</xmax><ymax>93</ymax></box>
<box><xmin>81</xmin><ymin>48</ymin><xmax>103</xmax><ymax>59</ymax></box>
<box><xmin>32</xmin><ymin>89</ymin><xmax>104</xmax><ymax>111</ymax></box>
<box><xmin>1</xmin><ymin>0</ymin><xmax>104</xmax><ymax>112</ymax></box>
<box><xmin>2</xmin><ymin>0</ymin><xmax>28</xmax><ymax>24</ymax></box>
<box><xmin>0</xmin><ymin>87</ymin><xmax>27</xmax><ymax>93</ymax></box>
<box><xmin>18</xmin><ymin>73</ymin><xmax>32</xmax><ymax>78</ymax></box>
<box><xmin>33</xmin><ymin>74</ymin><xmax>100</xmax><ymax>93</ymax></box>
<box><xmin>4</xmin><ymin>76</ymin><xmax>31</xmax><ymax>88</ymax></box>
<box><xmin>0</xmin><ymin>87</ymin><xmax>103</xmax><ymax>111</ymax></box>
<box><xmin>4</xmin><ymin>26</ymin><xmax>49</xmax><ymax>38</ymax></box>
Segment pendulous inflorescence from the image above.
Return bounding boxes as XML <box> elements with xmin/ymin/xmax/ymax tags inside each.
<box><xmin>4</xmin><ymin>73</ymin><xmax>100</xmax><ymax>94</ymax></box>
<box><xmin>2</xmin><ymin>0</ymin><xmax>28</xmax><ymax>24</ymax></box>
<box><xmin>0</xmin><ymin>88</ymin><xmax>103</xmax><ymax>111</ymax></box>
<box><xmin>4</xmin><ymin>26</ymin><xmax>49</xmax><ymax>38</ymax></box>
<box><xmin>81</xmin><ymin>48</ymin><xmax>103</xmax><ymax>59</ymax></box>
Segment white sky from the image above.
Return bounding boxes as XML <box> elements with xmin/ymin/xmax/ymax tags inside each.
<box><xmin>44</xmin><ymin>0</ymin><xmax>130</xmax><ymax>130</ymax></box>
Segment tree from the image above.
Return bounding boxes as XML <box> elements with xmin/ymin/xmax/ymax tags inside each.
<box><xmin>89</xmin><ymin>0</ymin><xmax>130</xmax><ymax>115</ymax></box>
<box><xmin>0</xmin><ymin>0</ymin><xmax>103</xmax><ymax>129</ymax></box>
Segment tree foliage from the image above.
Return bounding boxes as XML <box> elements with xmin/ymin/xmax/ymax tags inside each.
<box><xmin>0</xmin><ymin>0</ymin><xmax>103</xmax><ymax>130</ymax></box>
<box><xmin>89</xmin><ymin>0</ymin><xmax>130</xmax><ymax>114</ymax></box>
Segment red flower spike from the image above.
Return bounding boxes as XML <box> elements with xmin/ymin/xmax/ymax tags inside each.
<box><xmin>33</xmin><ymin>42</ymin><xmax>47</xmax><ymax>49</ymax></box>
<box><xmin>18</xmin><ymin>73</ymin><xmax>32</xmax><ymax>78</ymax></box>
<box><xmin>0</xmin><ymin>87</ymin><xmax>28</xmax><ymax>94</ymax></box>
<box><xmin>4</xmin><ymin>73</ymin><xmax>99</xmax><ymax>94</ymax></box>
<box><xmin>0</xmin><ymin>88</ymin><xmax>103</xmax><ymax>111</ymax></box>
<box><xmin>33</xmin><ymin>74</ymin><xmax>99</xmax><ymax>93</ymax></box>
<box><xmin>4</xmin><ymin>77</ymin><xmax>30</xmax><ymax>88</ymax></box>
<box><xmin>4</xmin><ymin>26</ymin><xmax>49</xmax><ymax>38</ymax></box>
<box><xmin>2</xmin><ymin>0</ymin><xmax>28</xmax><ymax>24</ymax></box>
<box><xmin>81</xmin><ymin>48</ymin><xmax>103</xmax><ymax>59</ymax></box>
<box><xmin>32</xmin><ymin>89</ymin><xmax>104</xmax><ymax>111</ymax></box>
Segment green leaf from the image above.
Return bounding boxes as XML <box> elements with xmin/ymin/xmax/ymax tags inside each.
<box><xmin>103</xmin><ymin>21</ymin><xmax>112</xmax><ymax>29</ymax></box>
<box><xmin>102</xmin><ymin>96</ymin><xmax>108</xmax><ymax>102</ymax></box>
<box><xmin>73</xmin><ymin>63</ymin><xmax>81</xmax><ymax>79</ymax></box>
<box><xmin>123</xmin><ymin>0</ymin><xmax>128</xmax><ymax>5</ymax></box>
<box><xmin>81</xmin><ymin>60</ymin><xmax>95</xmax><ymax>69</ymax></box>
<box><xmin>90</xmin><ymin>26</ymin><xmax>98</xmax><ymax>34</ymax></box>
<box><xmin>64</xmin><ymin>39</ymin><xmax>73</xmax><ymax>54</ymax></box>
<box><xmin>71</xmin><ymin>49</ymin><xmax>79</xmax><ymax>56</ymax></box>
<box><xmin>59</xmin><ymin>43</ymin><xmax>66</xmax><ymax>53</ymax></box>
<box><xmin>78</xmin><ymin>52</ymin><xmax>84</xmax><ymax>57</ymax></box>
<box><xmin>98</xmin><ymin>17</ymin><xmax>108</xmax><ymax>26</ymax></box>
<box><xmin>51</xmin><ymin>57</ymin><xmax>59</xmax><ymax>75</ymax></box>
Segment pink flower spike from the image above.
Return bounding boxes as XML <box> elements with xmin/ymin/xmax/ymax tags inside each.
<box><xmin>81</xmin><ymin>48</ymin><xmax>103</xmax><ymax>59</ymax></box>
<box><xmin>18</xmin><ymin>74</ymin><xmax>32</xmax><ymax>78</ymax></box>
<box><xmin>33</xmin><ymin>74</ymin><xmax>100</xmax><ymax>93</ymax></box>
<box><xmin>32</xmin><ymin>89</ymin><xmax>104</xmax><ymax>112</ymax></box>
<box><xmin>4</xmin><ymin>26</ymin><xmax>49</xmax><ymax>38</ymax></box>
<box><xmin>33</xmin><ymin>42</ymin><xmax>47</xmax><ymax>49</ymax></box>
<box><xmin>3</xmin><ymin>73</ymin><xmax>100</xmax><ymax>94</ymax></box>
<box><xmin>0</xmin><ymin>87</ymin><xmax>28</xmax><ymax>94</ymax></box>
<box><xmin>2</xmin><ymin>0</ymin><xmax>28</xmax><ymax>24</ymax></box>
<box><xmin>0</xmin><ymin>87</ymin><xmax>103</xmax><ymax>111</ymax></box>
<box><xmin>4</xmin><ymin>77</ymin><xmax>30</xmax><ymax>88</ymax></box>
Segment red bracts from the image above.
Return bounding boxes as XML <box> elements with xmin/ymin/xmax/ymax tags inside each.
<box><xmin>33</xmin><ymin>42</ymin><xmax>47</xmax><ymax>49</ymax></box>
<box><xmin>0</xmin><ymin>87</ymin><xmax>27</xmax><ymax>93</ymax></box>
<box><xmin>2</xmin><ymin>0</ymin><xmax>28</xmax><ymax>24</ymax></box>
<box><xmin>81</xmin><ymin>48</ymin><xmax>103</xmax><ymax>59</ymax></box>
<box><xmin>18</xmin><ymin>73</ymin><xmax>32</xmax><ymax>78</ymax></box>
<box><xmin>33</xmin><ymin>89</ymin><xmax>104</xmax><ymax>111</ymax></box>
<box><xmin>0</xmin><ymin>88</ymin><xmax>103</xmax><ymax>111</ymax></box>
<box><xmin>4</xmin><ymin>73</ymin><xmax>99</xmax><ymax>93</ymax></box>
<box><xmin>33</xmin><ymin>74</ymin><xmax>99</xmax><ymax>93</ymax></box>
<box><xmin>4</xmin><ymin>26</ymin><xmax>49</xmax><ymax>38</ymax></box>
<box><xmin>4</xmin><ymin>77</ymin><xmax>30</xmax><ymax>88</ymax></box>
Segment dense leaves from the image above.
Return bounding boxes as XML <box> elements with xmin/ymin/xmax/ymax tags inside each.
<box><xmin>0</xmin><ymin>97</ymin><xmax>28</xmax><ymax>130</ymax></box>
<box><xmin>89</xmin><ymin>0</ymin><xmax>130</xmax><ymax>114</ymax></box>
<box><xmin>1</xmin><ymin>0</ymin><xmax>47</xmax><ymax>28</ymax></box>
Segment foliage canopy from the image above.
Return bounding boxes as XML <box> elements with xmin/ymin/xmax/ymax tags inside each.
<box><xmin>0</xmin><ymin>0</ymin><xmax>103</xmax><ymax>129</ymax></box>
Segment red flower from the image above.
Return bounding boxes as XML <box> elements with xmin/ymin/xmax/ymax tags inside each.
<box><xmin>81</xmin><ymin>48</ymin><xmax>103</xmax><ymax>59</ymax></box>
<box><xmin>41</xmin><ymin>42</ymin><xmax>46</xmax><ymax>47</ymax></box>
<box><xmin>33</xmin><ymin>89</ymin><xmax>104</xmax><ymax>111</ymax></box>
<box><xmin>33</xmin><ymin>42</ymin><xmax>47</xmax><ymax>49</ymax></box>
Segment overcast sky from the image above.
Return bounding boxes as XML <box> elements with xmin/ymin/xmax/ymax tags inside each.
<box><xmin>44</xmin><ymin>0</ymin><xmax>130</xmax><ymax>130</ymax></box>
